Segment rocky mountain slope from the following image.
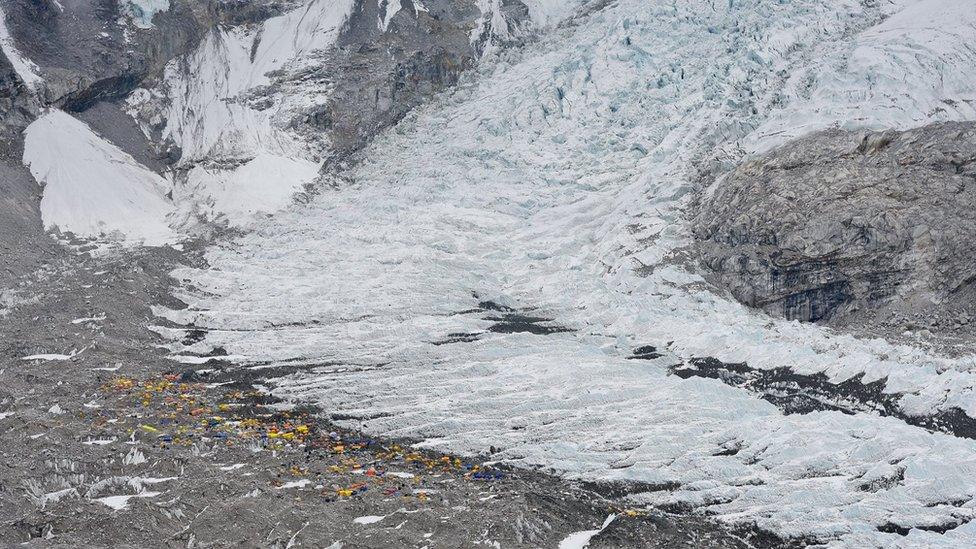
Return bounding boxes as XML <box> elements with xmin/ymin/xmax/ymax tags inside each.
<box><xmin>694</xmin><ymin>123</ymin><xmax>976</xmax><ymax>333</ymax></box>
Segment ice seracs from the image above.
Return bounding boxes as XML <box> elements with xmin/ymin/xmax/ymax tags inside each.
<box><xmin>746</xmin><ymin>0</ymin><xmax>976</xmax><ymax>153</ymax></box>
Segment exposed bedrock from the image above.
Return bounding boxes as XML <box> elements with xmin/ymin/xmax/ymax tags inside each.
<box><xmin>693</xmin><ymin>123</ymin><xmax>976</xmax><ymax>332</ymax></box>
<box><xmin>322</xmin><ymin>0</ymin><xmax>491</xmax><ymax>162</ymax></box>
<box><xmin>3</xmin><ymin>0</ymin><xmax>207</xmax><ymax>112</ymax></box>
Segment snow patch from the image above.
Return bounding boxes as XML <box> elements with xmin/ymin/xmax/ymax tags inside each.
<box><xmin>352</xmin><ymin>515</ymin><xmax>385</xmax><ymax>525</ymax></box>
<box><xmin>94</xmin><ymin>491</ymin><xmax>161</xmax><ymax>510</ymax></box>
<box><xmin>183</xmin><ymin>153</ymin><xmax>322</xmax><ymax>227</ymax></box>
<box><xmin>83</xmin><ymin>438</ymin><xmax>117</xmax><ymax>446</ymax></box>
<box><xmin>22</xmin><ymin>353</ymin><xmax>75</xmax><ymax>361</ymax></box>
<box><xmin>277</xmin><ymin>479</ymin><xmax>312</xmax><ymax>489</ymax></box>
<box><xmin>378</xmin><ymin>0</ymin><xmax>402</xmax><ymax>31</ymax></box>
<box><xmin>386</xmin><ymin>472</ymin><xmax>415</xmax><ymax>479</ymax></box>
<box><xmin>559</xmin><ymin>514</ymin><xmax>615</xmax><ymax>549</ymax></box>
<box><xmin>23</xmin><ymin>110</ymin><xmax>176</xmax><ymax>245</ymax></box>
<box><xmin>71</xmin><ymin>314</ymin><xmax>106</xmax><ymax>325</ymax></box>
<box><xmin>123</xmin><ymin>447</ymin><xmax>147</xmax><ymax>466</ymax></box>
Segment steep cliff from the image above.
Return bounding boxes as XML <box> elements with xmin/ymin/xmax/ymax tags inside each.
<box><xmin>694</xmin><ymin>124</ymin><xmax>976</xmax><ymax>337</ymax></box>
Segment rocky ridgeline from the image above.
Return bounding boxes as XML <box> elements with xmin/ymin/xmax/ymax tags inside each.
<box><xmin>694</xmin><ymin>123</ymin><xmax>976</xmax><ymax>335</ymax></box>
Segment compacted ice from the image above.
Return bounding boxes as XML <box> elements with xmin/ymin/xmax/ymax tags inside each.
<box><xmin>156</xmin><ymin>0</ymin><xmax>976</xmax><ymax>545</ymax></box>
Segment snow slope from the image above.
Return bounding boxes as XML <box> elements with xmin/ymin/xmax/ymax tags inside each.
<box><xmin>182</xmin><ymin>153</ymin><xmax>322</xmax><ymax>222</ymax></box>
<box><xmin>156</xmin><ymin>0</ymin><xmax>976</xmax><ymax>545</ymax></box>
<box><xmin>23</xmin><ymin>110</ymin><xmax>176</xmax><ymax>245</ymax></box>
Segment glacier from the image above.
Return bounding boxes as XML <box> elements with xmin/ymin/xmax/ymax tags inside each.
<box><xmin>142</xmin><ymin>0</ymin><xmax>976</xmax><ymax>545</ymax></box>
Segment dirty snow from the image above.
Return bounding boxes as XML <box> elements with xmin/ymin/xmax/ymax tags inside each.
<box><xmin>23</xmin><ymin>110</ymin><xmax>176</xmax><ymax>245</ymax></box>
<box><xmin>157</xmin><ymin>0</ymin><xmax>976</xmax><ymax>545</ymax></box>
<box><xmin>31</xmin><ymin>487</ymin><xmax>79</xmax><ymax>510</ymax></box>
<box><xmin>83</xmin><ymin>438</ymin><xmax>117</xmax><ymax>446</ymax></box>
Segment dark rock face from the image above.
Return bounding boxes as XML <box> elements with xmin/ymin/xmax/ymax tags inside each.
<box><xmin>288</xmin><ymin>0</ymin><xmax>483</xmax><ymax>163</ymax></box>
<box><xmin>693</xmin><ymin>123</ymin><xmax>976</xmax><ymax>325</ymax></box>
<box><xmin>0</xmin><ymin>48</ymin><xmax>50</xmax><ymax>286</ymax></box>
<box><xmin>3</xmin><ymin>0</ymin><xmax>208</xmax><ymax>111</ymax></box>
<box><xmin>279</xmin><ymin>0</ymin><xmax>531</xmax><ymax>165</ymax></box>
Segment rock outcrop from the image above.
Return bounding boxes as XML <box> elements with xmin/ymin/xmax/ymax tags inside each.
<box><xmin>3</xmin><ymin>0</ymin><xmax>207</xmax><ymax>112</ymax></box>
<box><xmin>693</xmin><ymin>123</ymin><xmax>976</xmax><ymax>330</ymax></box>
